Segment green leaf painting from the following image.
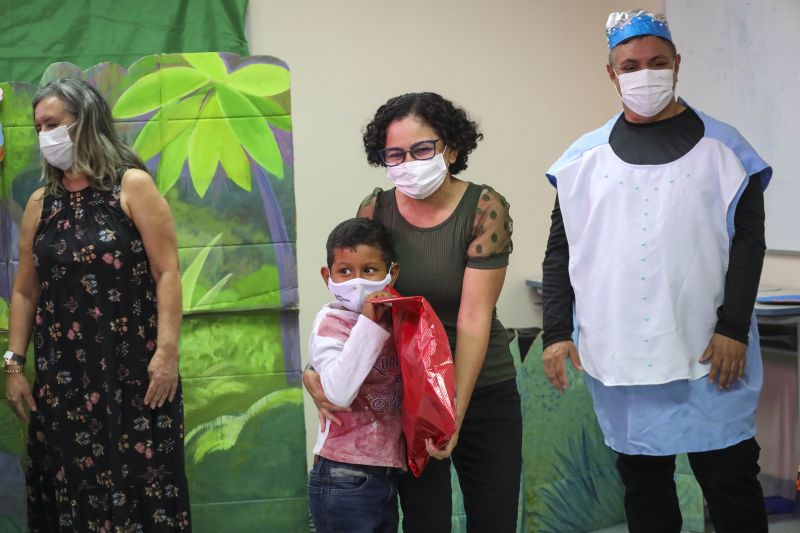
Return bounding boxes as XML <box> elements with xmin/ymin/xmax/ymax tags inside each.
<box><xmin>188</xmin><ymin>96</ymin><xmax>222</xmax><ymax>197</ymax></box>
<box><xmin>226</xmin><ymin>63</ymin><xmax>290</xmax><ymax>96</ymax></box>
<box><xmin>185</xmin><ymin>388</ymin><xmax>301</xmax><ymax>463</ymax></box>
<box><xmin>184</xmin><ymin>53</ymin><xmax>228</xmax><ymax>82</ymax></box>
<box><xmin>506</xmin><ymin>333</ymin><xmax>705</xmax><ymax>533</ymax></box>
<box><xmin>114</xmin><ymin>67</ymin><xmax>210</xmax><ymax>119</ymax></box>
<box><xmin>111</xmin><ymin>53</ymin><xmax>290</xmax><ymax>198</ymax></box>
<box><xmin>218</xmin><ymin>123</ymin><xmax>252</xmax><ymax>192</ymax></box>
<box><xmin>132</xmin><ymin>108</ymin><xmax>163</xmax><ymax>161</ymax></box>
<box><xmin>156</xmin><ymin>125</ymin><xmax>192</xmax><ymax>193</ymax></box>
<box><xmin>0</xmin><ymin>296</ymin><xmax>8</xmax><ymax>332</ymax></box>
<box><xmin>216</xmin><ymin>84</ymin><xmax>284</xmax><ymax>179</ymax></box>
<box><xmin>182</xmin><ymin>233</ymin><xmax>225</xmax><ymax>311</ymax></box>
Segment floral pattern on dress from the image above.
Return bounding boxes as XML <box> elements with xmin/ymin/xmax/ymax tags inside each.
<box><xmin>27</xmin><ymin>184</ymin><xmax>191</xmax><ymax>532</ymax></box>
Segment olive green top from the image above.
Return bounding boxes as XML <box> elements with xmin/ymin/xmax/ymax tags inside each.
<box><xmin>357</xmin><ymin>182</ymin><xmax>516</xmax><ymax>389</ymax></box>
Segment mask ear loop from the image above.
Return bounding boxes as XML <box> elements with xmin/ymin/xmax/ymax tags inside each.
<box><xmin>388</xmin><ymin>263</ymin><xmax>399</xmax><ymax>286</ymax></box>
<box><xmin>65</xmin><ymin>121</ymin><xmax>78</xmax><ymax>146</ymax></box>
<box><xmin>441</xmin><ymin>144</ymin><xmax>453</xmax><ymax>179</ymax></box>
<box><xmin>612</xmin><ymin>68</ymin><xmax>625</xmax><ymax>103</ymax></box>
<box><xmin>671</xmin><ymin>63</ymin><xmax>678</xmax><ymax>102</ymax></box>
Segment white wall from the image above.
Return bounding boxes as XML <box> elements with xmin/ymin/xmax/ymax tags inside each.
<box><xmin>762</xmin><ymin>253</ymin><xmax>800</xmax><ymax>290</ymax></box>
<box><xmin>247</xmin><ymin>0</ymin><xmax>799</xmax><ymax>460</ymax></box>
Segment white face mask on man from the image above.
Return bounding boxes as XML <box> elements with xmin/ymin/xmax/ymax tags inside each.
<box><xmin>615</xmin><ymin>68</ymin><xmax>675</xmax><ymax>117</ymax></box>
<box><xmin>385</xmin><ymin>150</ymin><xmax>449</xmax><ymax>200</ymax></box>
<box><xmin>39</xmin><ymin>123</ymin><xmax>76</xmax><ymax>171</ymax></box>
<box><xmin>327</xmin><ymin>272</ymin><xmax>393</xmax><ymax>313</ymax></box>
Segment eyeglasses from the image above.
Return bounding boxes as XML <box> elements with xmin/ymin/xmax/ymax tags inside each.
<box><xmin>378</xmin><ymin>139</ymin><xmax>440</xmax><ymax>167</ymax></box>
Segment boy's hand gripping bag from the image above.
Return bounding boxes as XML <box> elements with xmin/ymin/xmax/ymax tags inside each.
<box><xmin>373</xmin><ymin>291</ymin><xmax>457</xmax><ymax>476</ymax></box>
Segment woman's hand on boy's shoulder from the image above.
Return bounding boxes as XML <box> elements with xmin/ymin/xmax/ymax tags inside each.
<box><xmin>362</xmin><ymin>291</ymin><xmax>395</xmax><ymax>323</ymax></box>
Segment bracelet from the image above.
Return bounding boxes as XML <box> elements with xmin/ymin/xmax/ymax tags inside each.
<box><xmin>4</xmin><ymin>365</ymin><xmax>24</xmax><ymax>374</ymax></box>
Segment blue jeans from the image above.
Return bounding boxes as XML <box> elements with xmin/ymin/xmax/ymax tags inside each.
<box><xmin>308</xmin><ymin>457</ymin><xmax>400</xmax><ymax>533</ymax></box>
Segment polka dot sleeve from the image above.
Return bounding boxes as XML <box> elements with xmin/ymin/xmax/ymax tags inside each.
<box><xmin>356</xmin><ymin>187</ymin><xmax>383</xmax><ymax>220</ymax></box>
<box><xmin>466</xmin><ymin>186</ymin><xmax>513</xmax><ymax>269</ymax></box>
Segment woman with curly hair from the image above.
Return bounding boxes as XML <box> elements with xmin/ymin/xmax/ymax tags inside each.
<box><xmin>304</xmin><ymin>92</ymin><xmax>521</xmax><ymax>532</ymax></box>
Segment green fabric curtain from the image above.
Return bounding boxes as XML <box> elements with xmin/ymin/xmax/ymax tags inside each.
<box><xmin>0</xmin><ymin>0</ymin><xmax>249</xmax><ymax>84</ymax></box>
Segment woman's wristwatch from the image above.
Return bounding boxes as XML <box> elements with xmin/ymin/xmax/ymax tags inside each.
<box><xmin>3</xmin><ymin>351</ymin><xmax>26</xmax><ymax>374</ymax></box>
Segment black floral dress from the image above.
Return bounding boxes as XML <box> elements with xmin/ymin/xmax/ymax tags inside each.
<box><xmin>26</xmin><ymin>184</ymin><xmax>191</xmax><ymax>532</ymax></box>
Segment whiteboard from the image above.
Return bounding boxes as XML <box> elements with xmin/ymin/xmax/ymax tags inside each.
<box><xmin>666</xmin><ymin>0</ymin><xmax>800</xmax><ymax>252</ymax></box>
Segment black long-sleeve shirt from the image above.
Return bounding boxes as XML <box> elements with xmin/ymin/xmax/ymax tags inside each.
<box><xmin>542</xmin><ymin>108</ymin><xmax>766</xmax><ymax>348</ymax></box>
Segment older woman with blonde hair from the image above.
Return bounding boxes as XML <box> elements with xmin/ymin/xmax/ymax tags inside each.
<box><xmin>3</xmin><ymin>78</ymin><xmax>190</xmax><ymax>531</ymax></box>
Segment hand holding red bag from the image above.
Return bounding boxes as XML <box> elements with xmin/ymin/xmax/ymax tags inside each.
<box><xmin>373</xmin><ymin>290</ymin><xmax>457</xmax><ymax>477</ymax></box>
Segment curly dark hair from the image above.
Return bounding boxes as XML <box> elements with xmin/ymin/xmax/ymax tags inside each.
<box><xmin>326</xmin><ymin>218</ymin><xmax>396</xmax><ymax>270</ymax></box>
<box><xmin>363</xmin><ymin>92</ymin><xmax>483</xmax><ymax>175</ymax></box>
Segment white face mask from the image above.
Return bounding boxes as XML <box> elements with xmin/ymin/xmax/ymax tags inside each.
<box><xmin>39</xmin><ymin>123</ymin><xmax>75</xmax><ymax>171</ymax></box>
<box><xmin>328</xmin><ymin>272</ymin><xmax>393</xmax><ymax>313</ymax></box>
<box><xmin>615</xmin><ymin>68</ymin><xmax>675</xmax><ymax>117</ymax></box>
<box><xmin>386</xmin><ymin>151</ymin><xmax>448</xmax><ymax>200</ymax></box>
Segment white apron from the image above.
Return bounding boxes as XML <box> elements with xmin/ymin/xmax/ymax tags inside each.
<box><xmin>555</xmin><ymin>138</ymin><xmax>747</xmax><ymax>386</ymax></box>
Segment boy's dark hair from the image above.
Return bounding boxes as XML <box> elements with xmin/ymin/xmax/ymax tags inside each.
<box><xmin>326</xmin><ymin>218</ymin><xmax>396</xmax><ymax>269</ymax></box>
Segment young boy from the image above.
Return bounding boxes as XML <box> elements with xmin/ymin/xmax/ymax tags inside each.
<box><xmin>307</xmin><ymin>217</ymin><xmax>403</xmax><ymax>533</ymax></box>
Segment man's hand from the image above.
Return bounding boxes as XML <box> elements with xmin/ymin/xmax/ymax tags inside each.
<box><xmin>302</xmin><ymin>368</ymin><xmax>350</xmax><ymax>429</ymax></box>
<box><xmin>700</xmin><ymin>333</ymin><xmax>746</xmax><ymax>389</ymax></box>
<box><xmin>542</xmin><ymin>340</ymin><xmax>582</xmax><ymax>393</ymax></box>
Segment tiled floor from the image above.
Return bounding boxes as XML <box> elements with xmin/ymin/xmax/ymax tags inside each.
<box><xmin>592</xmin><ymin>513</ymin><xmax>800</xmax><ymax>532</ymax></box>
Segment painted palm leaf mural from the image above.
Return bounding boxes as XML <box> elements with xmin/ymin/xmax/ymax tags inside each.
<box><xmin>0</xmin><ymin>53</ymin><xmax>306</xmax><ymax>532</ymax></box>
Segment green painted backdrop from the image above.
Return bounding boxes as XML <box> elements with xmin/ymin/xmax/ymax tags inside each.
<box><xmin>0</xmin><ymin>53</ymin><xmax>307</xmax><ymax>532</ymax></box>
<box><xmin>0</xmin><ymin>0</ymin><xmax>249</xmax><ymax>84</ymax></box>
<box><xmin>509</xmin><ymin>333</ymin><xmax>705</xmax><ymax>533</ymax></box>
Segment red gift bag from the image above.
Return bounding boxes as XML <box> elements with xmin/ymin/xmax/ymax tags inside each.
<box><xmin>373</xmin><ymin>291</ymin><xmax>457</xmax><ymax>476</ymax></box>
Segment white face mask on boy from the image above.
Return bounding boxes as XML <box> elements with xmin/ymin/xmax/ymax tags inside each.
<box><xmin>327</xmin><ymin>272</ymin><xmax>393</xmax><ymax>313</ymax></box>
<box><xmin>39</xmin><ymin>123</ymin><xmax>76</xmax><ymax>171</ymax></box>
<box><xmin>386</xmin><ymin>151</ymin><xmax>449</xmax><ymax>200</ymax></box>
<box><xmin>615</xmin><ymin>68</ymin><xmax>675</xmax><ymax>117</ymax></box>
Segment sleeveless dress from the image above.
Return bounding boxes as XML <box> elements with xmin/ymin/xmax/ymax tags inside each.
<box><xmin>26</xmin><ymin>183</ymin><xmax>191</xmax><ymax>532</ymax></box>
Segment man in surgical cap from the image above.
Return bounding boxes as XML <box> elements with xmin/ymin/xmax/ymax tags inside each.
<box><xmin>541</xmin><ymin>9</ymin><xmax>769</xmax><ymax>533</ymax></box>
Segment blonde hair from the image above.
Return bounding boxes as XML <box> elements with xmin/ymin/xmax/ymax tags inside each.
<box><xmin>32</xmin><ymin>78</ymin><xmax>146</xmax><ymax>196</ymax></box>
